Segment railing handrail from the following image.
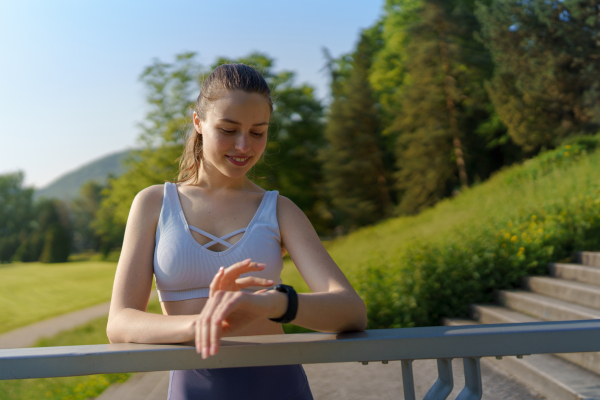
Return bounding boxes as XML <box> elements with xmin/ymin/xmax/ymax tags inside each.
<box><xmin>2</xmin><ymin>319</ymin><xmax>600</xmax><ymax>381</ymax></box>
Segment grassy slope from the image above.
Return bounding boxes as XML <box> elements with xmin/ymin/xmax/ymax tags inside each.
<box><xmin>282</xmin><ymin>144</ymin><xmax>600</xmax><ymax>297</ymax></box>
<box><xmin>0</xmin><ymin>262</ymin><xmax>117</xmax><ymax>334</ymax></box>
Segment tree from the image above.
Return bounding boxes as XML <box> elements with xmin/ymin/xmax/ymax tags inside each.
<box><xmin>70</xmin><ymin>181</ymin><xmax>105</xmax><ymax>252</ymax></box>
<box><xmin>476</xmin><ymin>0</ymin><xmax>600</xmax><ymax>152</ymax></box>
<box><xmin>390</xmin><ymin>0</ymin><xmax>517</xmax><ymax>213</ymax></box>
<box><xmin>0</xmin><ymin>172</ymin><xmax>34</xmax><ymax>263</ymax></box>
<box><xmin>322</xmin><ymin>28</ymin><xmax>393</xmax><ymax>230</ymax></box>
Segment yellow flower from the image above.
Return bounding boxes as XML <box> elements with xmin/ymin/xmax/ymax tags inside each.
<box><xmin>511</xmin><ymin>235</ymin><xmax>518</xmax><ymax>243</ymax></box>
<box><xmin>565</xmin><ymin>152</ymin><xmax>570</xmax><ymax>156</ymax></box>
<box><xmin>531</xmin><ymin>215</ymin><xmax>537</xmax><ymax>221</ymax></box>
<box><xmin>565</xmin><ymin>145</ymin><xmax>571</xmax><ymax>149</ymax></box>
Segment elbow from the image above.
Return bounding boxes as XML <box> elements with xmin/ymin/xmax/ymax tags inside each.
<box><xmin>106</xmin><ymin>315</ymin><xmax>128</xmax><ymax>344</ymax></box>
<box><xmin>340</xmin><ymin>297</ymin><xmax>368</xmax><ymax>332</ymax></box>
<box><xmin>353</xmin><ymin>297</ymin><xmax>368</xmax><ymax>331</ymax></box>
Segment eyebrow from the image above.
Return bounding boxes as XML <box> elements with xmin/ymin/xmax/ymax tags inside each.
<box><xmin>218</xmin><ymin>118</ymin><xmax>269</xmax><ymax>127</ymax></box>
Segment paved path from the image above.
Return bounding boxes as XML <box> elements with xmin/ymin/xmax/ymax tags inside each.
<box><xmin>0</xmin><ymin>291</ymin><xmax>157</xmax><ymax>349</ymax></box>
<box><xmin>96</xmin><ymin>358</ymin><xmax>544</xmax><ymax>399</ymax></box>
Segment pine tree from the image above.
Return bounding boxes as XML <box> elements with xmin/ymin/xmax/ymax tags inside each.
<box><xmin>322</xmin><ymin>29</ymin><xmax>392</xmax><ymax>230</ymax></box>
<box><xmin>476</xmin><ymin>0</ymin><xmax>600</xmax><ymax>152</ymax></box>
<box><xmin>391</xmin><ymin>0</ymin><xmax>515</xmax><ymax>213</ymax></box>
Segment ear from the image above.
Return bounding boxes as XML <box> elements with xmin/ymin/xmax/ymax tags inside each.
<box><xmin>193</xmin><ymin>111</ymin><xmax>202</xmax><ymax>134</ymax></box>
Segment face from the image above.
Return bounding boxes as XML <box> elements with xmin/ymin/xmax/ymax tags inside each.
<box><xmin>194</xmin><ymin>90</ymin><xmax>270</xmax><ymax>180</ymax></box>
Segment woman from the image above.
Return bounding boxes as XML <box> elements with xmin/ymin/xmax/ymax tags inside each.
<box><xmin>106</xmin><ymin>63</ymin><xmax>367</xmax><ymax>399</ymax></box>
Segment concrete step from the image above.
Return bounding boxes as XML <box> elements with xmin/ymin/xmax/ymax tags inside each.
<box><xmin>525</xmin><ymin>277</ymin><xmax>600</xmax><ymax>310</ymax></box>
<box><xmin>498</xmin><ymin>290</ymin><xmax>600</xmax><ymax>321</ymax></box>
<box><xmin>472</xmin><ymin>304</ymin><xmax>539</xmax><ymax>324</ymax></box>
<box><xmin>575</xmin><ymin>252</ymin><xmax>600</xmax><ymax>268</ymax></box>
<box><xmin>473</xmin><ymin>304</ymin><xmax>600</xmax><ymax>376</ymax></box>
<box><xmin>550</xmin><ymin>263</ymin><xmax>600</xmax><ymax>286</ymax></box>
<box><xmin>447</xmin><ymin>318</ymin><xmax>600</xmax><ymax>400</ymax></box>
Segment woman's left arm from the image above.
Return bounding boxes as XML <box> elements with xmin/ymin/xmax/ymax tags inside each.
<box><xmin>278</xmin><ymin>196</ymin><xmax>367</xmax><ymax>333</ymax></box>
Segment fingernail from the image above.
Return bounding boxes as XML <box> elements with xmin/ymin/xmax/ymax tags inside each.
<box><xmin>244</xmin><ymin>258</ymin><xmax>251</xmax><ymax>262</ymax></box>
<box><xmin>219</xmin><ymin>266</ymin><xmax>224</xmax><ymax>272</ymax></box>
<box><xmin>257</xmin><ymin>263</ymin><xmax>266</xmax><ymax>268</ymax></box>
<box><xmin>202</xmin><ymin>347</ymin><xmax>208</xmax><ymax>359</ymax></box>
<box><xmin>267</xmin><ymin>280</ymin><xmax>274</xmax><ymax>284</ymax></box>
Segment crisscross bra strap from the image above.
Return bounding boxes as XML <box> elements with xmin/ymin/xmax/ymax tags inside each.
<box><xmin>188</xmin><ymin>225</ymin><xmax>247</xmax><ymax>249</ymax></box>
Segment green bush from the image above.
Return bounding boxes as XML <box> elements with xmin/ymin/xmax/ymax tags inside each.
<box><xmin>359</xmin><ymin>137</ymin><xmax>600</xmax><ymax>328</ymax></box>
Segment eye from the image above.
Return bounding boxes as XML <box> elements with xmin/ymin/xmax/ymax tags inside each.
<box><xmin>220</xmin><ymin>128</ymin><xmax>235</xmax><ymax>134</ymax></box>
<box><xmin>251</xmin><ymin>132</ymin><xmax>266</xmax><ymax>137</ymax></box>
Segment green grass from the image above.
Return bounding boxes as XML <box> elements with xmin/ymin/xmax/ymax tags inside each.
<box><xmin>284</xmin><ymin>138</ymin><xmax>600</xmax><ymax>328</ymax></box>
<box><xmin>0</xmin><ymin>261</ymin><xmax>118</xmax><ymax>334</ymax></box>
<box><xmin>0</xmin><ymin>300</ymin><xmax>162</xmax><ymax>400</ymax></box>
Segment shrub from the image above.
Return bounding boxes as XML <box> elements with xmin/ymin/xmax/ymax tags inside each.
<box><xmin>359</xmin><ymin>137</ymin><xmax>600</xmax><ymax>328</ymax></box>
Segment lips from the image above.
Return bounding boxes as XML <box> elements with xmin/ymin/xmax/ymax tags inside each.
<box><xmin>226</xmin><ymin>155</ymin><xmax>252</xmax><ymax>166</ymax></box>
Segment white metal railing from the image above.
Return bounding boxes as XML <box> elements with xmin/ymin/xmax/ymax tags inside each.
<box><xmin>2</xmin><ymin>320</ymin><xmax>600</xmax><ymax>400</ymax></box>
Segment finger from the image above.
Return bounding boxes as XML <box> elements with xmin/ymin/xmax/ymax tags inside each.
<box><xmin>200</xmin><ymin>293</ymin><xmax>223</xmax><ymax>359</ymax></box>
<box><xmin>223</xmin><ymin>260</ymin><xmax>264</xmax><ymax>281</ymax></box>
<box><xmin>235</xmin><ymin>277</ymin><xmax>275</xmax><ymax>288</ymax></box>
<box><xmin>209</xmin><ymin>267</ymin><xmax>225</xmax><ymax>297</ymax></box>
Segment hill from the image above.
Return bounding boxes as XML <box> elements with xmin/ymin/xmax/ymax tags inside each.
<box><xmin>35</xmin><ymin>150</ymin><xmax>132</xmax><ymax>201</ymax></box>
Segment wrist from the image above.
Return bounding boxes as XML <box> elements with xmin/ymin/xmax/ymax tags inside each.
<box><xmin>264</xmin><ymin>290</ymin><xmax>288</xmax><ymax>320</ymax></box>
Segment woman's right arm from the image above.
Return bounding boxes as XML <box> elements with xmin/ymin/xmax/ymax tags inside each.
<box><xmin>106</xmin><ymin>185</ymin><xmax>197</xmax><ymax>344</ymax></box>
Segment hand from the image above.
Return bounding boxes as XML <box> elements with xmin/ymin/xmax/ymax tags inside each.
<box><xmin>209</xmin><ymin>258</ymin><xmax>274</xmax><ymax>296</ymax></box>
<box><xmin>194</xmin><ymin>290</ymin><xmax>286</xmax><ymax>359</ymax></box>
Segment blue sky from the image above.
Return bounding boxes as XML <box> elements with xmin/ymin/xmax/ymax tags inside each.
<box><xmin>0</xmin><ymin>0</ymin><xmax>384</xmax><ymax>188</ymax></box>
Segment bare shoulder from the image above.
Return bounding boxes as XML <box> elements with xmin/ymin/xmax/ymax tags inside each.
<box><xmin>276</xmin><ymin>194</ymin><xmax>316</xmax><ymax>242</ymax></box>
<box><xmin>276</xmin><ymin>195</ymin><xmax>308</xmax><ymax>224</ymax></box>
<box><xmin>130</xmin><ymin>185</ymin><xmax>164</xmax><ymax>223</ymax></box>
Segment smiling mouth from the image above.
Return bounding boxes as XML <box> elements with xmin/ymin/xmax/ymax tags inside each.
<box><xmin>226</xmin><ymin>155</ymin><xmax>252</xmax><ymax>166</ymax></box>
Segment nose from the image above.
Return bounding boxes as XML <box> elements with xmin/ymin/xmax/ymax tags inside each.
<box><xmin>234</xmin><ymin>132</ymin><xmax>251</xmax><ymax>153</ymax></box>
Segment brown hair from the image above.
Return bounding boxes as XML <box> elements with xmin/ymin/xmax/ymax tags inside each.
<box><xmin>177</xmin><ymin>63</ymin><xmax>273</xmax><ymax>184</ymax></box>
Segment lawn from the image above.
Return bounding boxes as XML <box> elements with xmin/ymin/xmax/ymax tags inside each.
<box><xmin>0</xmin><ymin>261</ymin><xmax>118</xmax><ymax>334</ymax></box>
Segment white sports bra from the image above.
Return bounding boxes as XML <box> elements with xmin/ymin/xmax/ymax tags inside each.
<box><xmin>153</xmin><ymin>182</ymin><xmax>284</xmax><ymax>302</ymax></box>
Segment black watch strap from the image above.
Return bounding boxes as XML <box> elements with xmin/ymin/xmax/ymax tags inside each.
<box><xmin>268</xmin><ymin>284</ymin><xmax>298</xmax><ymax>323</ymax></box>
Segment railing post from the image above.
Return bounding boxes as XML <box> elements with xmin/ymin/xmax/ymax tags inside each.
<box><xmin>401</xmin><ymin>359</ymin><xmax>416</xmax><ymax>400</ymax></box>
<box><xmin>455</xmin><ymin>357</ymin><xmax>482</xmax><ymax>400</ymax></box>
<box><xmin>423</xmin><ymin>358</ymin><xmax>454</xmax><ymax>400</ymax></box>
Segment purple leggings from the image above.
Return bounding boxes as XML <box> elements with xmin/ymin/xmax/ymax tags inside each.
<box><xmin>167</xmin><ymin>365</ymin><xmax>313</xmax><ymax>400</ymax></box>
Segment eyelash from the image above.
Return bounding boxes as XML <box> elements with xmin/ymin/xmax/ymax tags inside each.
<box><xmin>220</xmin><ymin>128</ymin><xmax>264</xmax><ymax>137</ymax></box>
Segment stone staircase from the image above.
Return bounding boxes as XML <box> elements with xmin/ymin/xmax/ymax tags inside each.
<box><xmin>446</xmin><ymin>251</ymin><xmax>600</xmax><ymax>400</ymax></box>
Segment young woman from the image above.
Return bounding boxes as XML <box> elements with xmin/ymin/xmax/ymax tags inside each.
<box><xmin>106</xmin><ymin>63</ymin><xmax>367</xmax><ymax>399</ymax></box>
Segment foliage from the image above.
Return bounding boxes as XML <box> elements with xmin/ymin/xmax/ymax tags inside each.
<box><xmin>357</xmin><ymin>138</ymin><xmax>600</xmax><ymax>328</ymax></box>
<box><xmin>476</xmin><ymin>0</ymin><xmax>600</xmax><ymax>152</ymax></box>
<box><xmin>321</xmin><ymin>28</ymin><xmax>393</xmax><ymax>230</ymax></box>
<box><xmin>0</xmin><ymin>172</ymin><xmax>35</xmax><ymax>263</ymax></box>
<box><xmin>369</xmin><ymin>0</ymin><xmax>422</xmax><ymax>128</ymax></box>
<box><xmin>389</xmin><ymin>0</ymin><xmax>519</xmax><ymax>214</ymax></box>
<box><xmin>93</xmin><ymin>53</ymin><xmax>198</xmax><ymax>254</ymax></box>
<box><xmin>70</xmin><ymin>181</ymin><xmax>105</xmax><ymax>252</ymax></box>
<box><xmin>0</xmin><ymin>172</ymin><xmax>72</xmax><ymax>263</ymax></box>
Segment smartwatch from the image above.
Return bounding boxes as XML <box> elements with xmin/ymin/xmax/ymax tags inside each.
<box><xmin>267</xmin><ymin>284</ymin><xmax>298</xmax><ymax>323</ymax></box>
